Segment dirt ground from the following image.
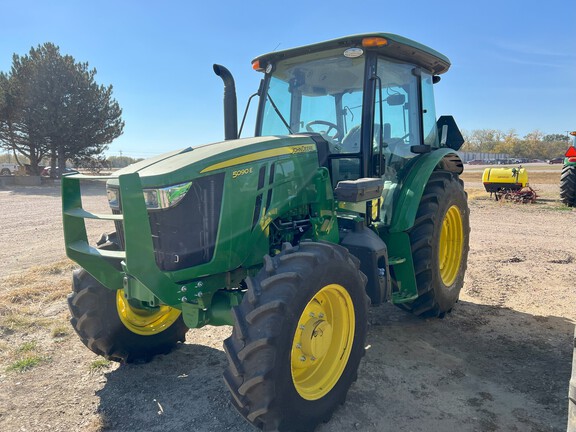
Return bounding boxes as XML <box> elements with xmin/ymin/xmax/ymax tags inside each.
<box><xmin>0</xmin><ymin>173</ymin><xmax>575</xmax><ymax>432</ymax></box>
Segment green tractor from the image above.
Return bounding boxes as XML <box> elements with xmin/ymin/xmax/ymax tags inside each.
<box><xmin>560</xmin><ymin>131</ymin><xmax>576</xmax><ymax>207</ymax></box>
<box><xmin>63</xmin><ymin>33</ymin><xmax>469</xmax><ymax>431</ymax></box>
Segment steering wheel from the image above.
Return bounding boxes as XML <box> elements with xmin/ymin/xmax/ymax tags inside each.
<box><xmin>399</xmin><ymin>132</ymin><xmax>410</xmax><ymax>141</ymax></box>
<box><xmin>305</xmin><ymin>120</ymin><xmax>343</xmax><ymax>141</ymax></box>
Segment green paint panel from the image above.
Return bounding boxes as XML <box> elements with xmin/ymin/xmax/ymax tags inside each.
<box><xmin>388</xmin><ymin>148</ymin><xmax>458</xmax><ymax>233</ymax></box>
<box><xmin>62</xmin><ymin>135</ymin><xmax>338</xmax><ymax>320</ymax></box>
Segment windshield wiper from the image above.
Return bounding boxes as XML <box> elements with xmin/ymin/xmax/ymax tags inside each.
<box><xmin>266</xmin><ymin>93</ymin><xmax>294</xmax><ymax>134</ymax></box>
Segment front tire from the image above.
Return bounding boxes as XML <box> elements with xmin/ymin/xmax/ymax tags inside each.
<box><xmin>560</xmin><ymin>165</ymin><xmax>576</xmax><ymax>207</ymax></box>
<box><xmin>68</xmin><ymin>269</ymin><xmax>188</xmax><ymax>363</ymax></box>
<box><xmin>223</xmin><ymin>241</ymin><xmax>368</xmax><ymax>431</ymax></box>
<box><xmin>401</xmin><ymin>171</ymin><xmax>470</xmax><ymax>318</ymax></box>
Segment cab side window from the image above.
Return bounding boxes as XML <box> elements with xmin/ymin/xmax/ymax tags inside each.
<box><xmin>374</xmin><ymin>58</ymin><xmax>421</xmax><ymax>161</ymax></box>
<box><xmin>421</xmin><ymin>72</ymin><xmax>439</xmax><ymax>147</ymax></box>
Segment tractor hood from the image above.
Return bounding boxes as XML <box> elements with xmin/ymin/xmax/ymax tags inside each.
<box><xmin>108</xmin><ymin>135</ymin><xmax>320</xmax><ymax>188</ymax></box>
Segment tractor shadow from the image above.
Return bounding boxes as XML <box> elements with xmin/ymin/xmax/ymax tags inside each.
<box><xmin>96</xmin><ymin>341</ymin><xmax>253</xmax><ymax>432</ymax></box>
<box><xmin>95</xmin><ymin>301</ymin><xmax>574</xmax><ymax>432</ymax></box>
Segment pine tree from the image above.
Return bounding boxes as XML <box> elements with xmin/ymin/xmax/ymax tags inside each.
<box><xmin>0</xmin><ymin>43</ymin><xmax>124</xmax><ymax>175</ymax></box>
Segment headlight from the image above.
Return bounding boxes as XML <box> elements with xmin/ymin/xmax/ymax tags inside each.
<box><xmin>107</xmin><ymin>182</ymin><xmax>193</xmax><ymax>211</ymax></box>
<box><xmin>143</xmin><ymin>182</ymin><xmax>193</xmax><ymax>210</ymax></box>
<box><xmin>143</xmin><ymin>189</ymin><xmax>159</xmax><ymax>209</ymax></box>
<box><xmin>107</xmin><ymin>188</ymin><xmax>120</xmax><ymax>209</ymax></box>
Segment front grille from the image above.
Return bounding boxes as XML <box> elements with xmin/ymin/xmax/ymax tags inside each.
<box><xmin>112</xmin><ymin>173</ymin><xmax>225</xmax><ymax>271</ymax></box>
<box><xmin>150</xmin><ymin>174</ymin><xmax>224</xmax><ymax>271</ymax></box>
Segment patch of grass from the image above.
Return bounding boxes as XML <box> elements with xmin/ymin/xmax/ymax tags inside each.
<box><xmin>17</xmin><ymin>341</ymin><xmax>38</xmax><ymax>353</ymax></box>
<box><xmin>6</xmin><ymin>355</ymin><xmax>44</xmax><ymax>372</ymax></box>
<box><xmin>89</xmin><ymin>358</ymin><xmax>111</xmax><ymax>372</ymax></box>
<box><xmin>0</xmin><ymin>262</ymin><xmax>76</xmax><ymax>372</ymax></box>
<box><xmin>46</xmin><ymin>290</ymin><xmax>69</xmax><ymax>303</ymax></box>
<box><xmin>0</xmin><ymin>262</ymin><xmax>71</xmax><ymax>336</ymax></box>
<box><xmin>0</xmin><ymin>341</ymin><xmax>10</xmax><ymax>353</ymax></box>
<box><xmin>0</xmin><ymin>313</ymin><xmax>53</xmax><ymax>334</ymax></box>
<box><xmin>39</xmin><ymin>259</ymin><xmax>76</xmax><ymax>275</ymax></box>
<box><xmin>525</xmin><ymin>171</ymin><xmax>562</xmax><ymax>185</ymax></box>
<box><xmin>1</xmin><ymin>259</ymin><xmax>74</xmax><ymax>291</ymax></box>
<box><xmin>4</xmin><ymin>286</ymin><xmax>46</xmax><ymax>304</ymax></box>
<box><xmin>1</xmin><ymin>281</ymin><xmax>69</xmax><ymax>307</ymax></box>
<box><xmin>51</xmin><ymin>325</ymin><xmax>70</xmax><ymax>338</ymax></box>
<box><xmin>0</xmin><ymin>263</ymin><xmax>71</xmax><ymax>341</ymax></box>
<box><xmin>465</xmin><ymin>188</ymin><xmax>490</xmax><ymax>201</ymax></box>
<box><xmin>2</xmin><ymin>273</ymin><xmax>29</xmax><ymax>291</ymax></box>
<box><xmin>537</xmin><ymin>204</ymin><xmax>575</xmax><ymax>212</ymax></box>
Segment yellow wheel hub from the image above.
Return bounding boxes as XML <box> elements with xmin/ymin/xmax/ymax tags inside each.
<box><xmin>291</xmin><ymin>284</ymin><xmax>355</xmax><ymax>400</ymax></box>
<box><xmin>116</xmin><ymin>290</ymin><xmax>181</xmax><ymax>336</ymax></box>
<box><xmin>438</xmin><ymin>205</ymin><xmax>464</xmax><ymax>286</ymax></box>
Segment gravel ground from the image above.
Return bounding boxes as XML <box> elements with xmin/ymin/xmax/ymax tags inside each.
<box><xmin>0</xmin><ymin>181</ymin><xmax>575</xmax><ymax>432</ymax></box>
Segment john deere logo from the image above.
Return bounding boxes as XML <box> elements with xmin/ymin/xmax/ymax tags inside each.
<box><xmin>291</xmin><ymin>145</ymin><xmax>315</xmax><ymax>154</ymax></box>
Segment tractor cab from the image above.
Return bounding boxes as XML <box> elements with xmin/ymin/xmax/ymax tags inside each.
<box><xmin>251</xmin><ymin>33</ymin><xmax>463</xmax><ymax>224</ymax></box>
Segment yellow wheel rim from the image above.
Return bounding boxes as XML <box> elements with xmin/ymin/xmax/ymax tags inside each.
<box><xmin>116</xmin><ymin>290</ymin><xmax>181</xmax><ymax>336</ymax></box>
<box><xmin>291</xmin><ymin>284</ymin><xmax>355</xmax><ymax>400</ymax></box>
<box><xmin>438</xmin><ymin>205</ymin><xmax>464</xmax><ymax>286</ymax></box>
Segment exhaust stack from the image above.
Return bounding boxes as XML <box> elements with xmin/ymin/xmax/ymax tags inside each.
<box><xmin>213</xmin><ymin>64</ymin><xmax>238</xmax><ymax>140</ymax></box>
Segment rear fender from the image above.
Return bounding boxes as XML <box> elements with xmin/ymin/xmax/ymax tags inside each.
<box><xmin>383</xmin><ymin>149</ymin><xmax>464</xmax><ymax>304</ymax></box>
<box><xmin>388</xmin><ymin>149</ymin><xmax>463</xmax><ymax>233</ymax></box>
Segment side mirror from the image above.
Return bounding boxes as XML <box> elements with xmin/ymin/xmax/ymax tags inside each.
<box><xmin>437</xmin><ymin>115</ymin><xmax>464</xmax><ymax>150</ymax></box>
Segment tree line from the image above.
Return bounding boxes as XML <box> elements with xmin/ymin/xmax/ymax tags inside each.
<box><xmin>0</xmin><ymin>43</ymin><xmax>123</xmax><ymax>176</ymax></box>
<box><xmin>461</xmin><ymin>129</ymin><xmax>571</xmax><ymax>160</ymax></box>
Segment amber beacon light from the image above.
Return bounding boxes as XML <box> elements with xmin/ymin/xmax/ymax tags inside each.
<box><xmin>362</xmin><ymin>37</ymin><xmax>389</xmax><ymax>47</ymax></box>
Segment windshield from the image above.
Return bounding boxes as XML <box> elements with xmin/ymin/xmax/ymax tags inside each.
<box><xmin>259</xmin><ymin>48</ymin><xmax>365</xmax><ymax>153</ymax></box>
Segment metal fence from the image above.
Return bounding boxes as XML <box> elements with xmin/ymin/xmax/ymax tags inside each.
<box><xmin>458</xmin><ymin>152</ymin><xmax>511</xmax><ymax>163</ymax></box>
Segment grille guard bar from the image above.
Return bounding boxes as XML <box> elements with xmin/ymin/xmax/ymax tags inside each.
<box><xmin>62</xmin><ymin>173</ymin><xmax>184</xmax><ymax>306</ymax></box>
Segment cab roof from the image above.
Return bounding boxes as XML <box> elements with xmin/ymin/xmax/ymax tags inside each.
<box><xmin>253</xmin><ymin>33</ymin><xmax>451</xmax><ymax>75</ymax></box>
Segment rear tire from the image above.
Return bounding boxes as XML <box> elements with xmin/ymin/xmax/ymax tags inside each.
<box><xmin>68</xmin><ymin>266</ymin><xmax>187</xmax><ymax>363</ymax></box>
<box><xmin>223</xmin><ymin>241</ymin><xmax>368</xmax><ymax>431</ymax></box>
<box><xmin>560</xmin><ymin>165</ymin><xmax>576</xmax><ymax>207</ymax></box>
<box><xmin>400</xmin><ymin>171</ymin><xmax>470</xmax><ymax>318</ymax></box>
<box><xmin>0</xmin><ymin>169</ymin><xmax>10</xmax><ymax>175</ymax></box>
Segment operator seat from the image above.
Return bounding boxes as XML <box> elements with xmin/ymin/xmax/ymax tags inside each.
<box><xmin>340</xmin><ymin>125</ymin><xmax>361</xmax><ymax>153</ymax></box>
<box><xmin>340</xmin><ymin>124</ymin><xmax>387</xmax><ymax>153</ymax></box>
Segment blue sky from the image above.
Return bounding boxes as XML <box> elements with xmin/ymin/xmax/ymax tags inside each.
<box><xmin>1</xmin><ymin>0</ymin><xmax>575</xmax><ymax>158</ymax></box>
